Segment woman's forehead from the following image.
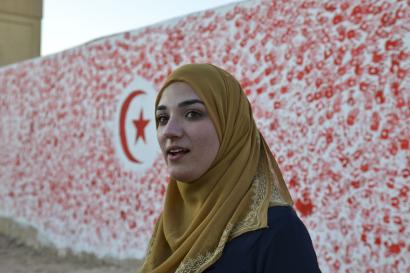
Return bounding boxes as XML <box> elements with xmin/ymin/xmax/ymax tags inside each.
<box><xmin>158</xmin><ymin>81</ymin><xmax>202</xmax><ymax>106</ymax></box>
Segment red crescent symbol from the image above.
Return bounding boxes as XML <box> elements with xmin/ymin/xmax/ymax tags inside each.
<box><xmin>119</xmin><ymin>90</ymin><xmax>146</xmax><ymax>164</ymax></box>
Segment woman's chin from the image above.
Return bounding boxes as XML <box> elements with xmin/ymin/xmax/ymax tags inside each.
<box><xmin>169</xmin><ymin>169</ymin><xmax>198</xmax><ymax>183</ymax></box>
<box><xmin>170</xmin><ymin>174</ymin><xmax>196</xmax><ymax>183</ymax></box>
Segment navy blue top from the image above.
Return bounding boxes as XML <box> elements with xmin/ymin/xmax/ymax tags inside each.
<box><xmin>204</xmin><ymin>206</ymin><xmax>322</xmax><ymax>273</ymax></box>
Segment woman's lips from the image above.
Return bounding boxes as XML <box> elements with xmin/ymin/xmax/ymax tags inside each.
<box><xmin>168</xmin><ymin>151</ymin><xmax>188</xmax><ymax>161</ymax></box>
<box><xmin>167</xmin><ymin>148</ymin><xmax>190</xmax><ymax>162</ymax></box>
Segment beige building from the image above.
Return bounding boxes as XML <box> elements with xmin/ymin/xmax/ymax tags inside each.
<box><xmin>0</xmin><ymin>0</ymin><xmax>42</xmax><ymax>67</ymax></box>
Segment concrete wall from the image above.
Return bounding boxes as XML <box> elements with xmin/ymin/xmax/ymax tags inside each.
<box><xmin>0</xmin><ymin>0</ymin><xmax>42</xmax><ymax>66</ymax></box>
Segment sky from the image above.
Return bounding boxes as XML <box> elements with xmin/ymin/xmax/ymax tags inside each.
<box><xmin>42</xmin><ymin>0</ymin><xmax>243</xmax><ymax>56</ymax></box>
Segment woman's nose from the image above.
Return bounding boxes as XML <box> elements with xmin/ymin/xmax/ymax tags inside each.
<box><xmin>163</xmin><ymin>117</ymin><xmax>183</xmax><ymax>138</ymax></box>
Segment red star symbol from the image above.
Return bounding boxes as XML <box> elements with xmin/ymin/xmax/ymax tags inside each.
<box><xmin>133</xmin><ymin>110</ymin><xmax>150</xmax><ymax>144</ymax></box>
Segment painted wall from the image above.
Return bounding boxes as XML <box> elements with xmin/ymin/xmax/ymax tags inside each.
<box><xmin>0</xmin><ymin>0</ymin><xmax>409</xmax><ymax>272</ymax></box>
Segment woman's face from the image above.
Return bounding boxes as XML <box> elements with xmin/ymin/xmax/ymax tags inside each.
<box><xmin>156</xmin><ymin>82</ymin><xmax>220</xmax><ymax>183</ymax></box>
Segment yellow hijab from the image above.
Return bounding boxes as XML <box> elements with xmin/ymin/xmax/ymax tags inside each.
<box><xmin>140</xmin><ymin>64</ymin><xmax>293</xmax><ymax>273</ymax></box>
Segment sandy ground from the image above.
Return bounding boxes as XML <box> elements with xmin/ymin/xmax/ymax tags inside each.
<box><xmin>0</xmin><ymin>234</ymin><xmax>139</xmax><ymax>273</ymax></box>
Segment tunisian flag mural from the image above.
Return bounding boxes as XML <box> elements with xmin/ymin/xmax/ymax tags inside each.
<box><xmin>0</xmin><ymin>0</ymin><xmax>409</xmax><ymax>272</ymax></box>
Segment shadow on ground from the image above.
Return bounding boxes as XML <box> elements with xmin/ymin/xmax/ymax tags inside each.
<box><xmin>0</xmin><ymin>234</ymin><xmax>139</xmax><ymax>273</ymax></box>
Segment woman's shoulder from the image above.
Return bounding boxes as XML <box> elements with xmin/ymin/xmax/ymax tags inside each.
<box><xmin>261</xmin><ymin>205</ymin><xmax>322</xmax><ymax>272</ymax></box>
<box><xmin>262</xmin><ymin>205</ymin><xmax>317</xmax><ymax>253</ymax></box>
<box><xmin>252</xmin><ymin>205</ymin><xmax>310</xmax><ymax>250</ymax></box>
<box><xmin>224</xmin><ymin>206</ymin><xmax>311</xmax><ymax>249</ymax></box>
<box><xmin>266</xmin><ymin>205</ymin><xmax>303</xmax><ymax>231</ymax></box>
<box><xmin>224</xmin><ymin>205</ymin><xmax>319</xmax><ymax>261</ymax></box>
<box><xmin>204</xmin><ymin>206</ymin><xmax>321</xmax><ymax>272</ymax></box>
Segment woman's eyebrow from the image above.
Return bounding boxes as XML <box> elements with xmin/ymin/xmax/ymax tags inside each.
<box><xmin>156</xmin><ymin>105</ymin><xmax>167</xmax><ymax>111</ymax></box>
<box><xmin>177</xmin><ymin>99</ymin><xmax>205</xmax><ymax>108</ymax></box>
<box><xmin>156</xmin><ymin>99</ymin><xmax>205</xmax><ymax>111</ymax></box>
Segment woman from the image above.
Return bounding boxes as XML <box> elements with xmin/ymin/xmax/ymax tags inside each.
<box><xmin>140</xmin><ymin>64</ymin><xmax>321</xmax><ymax>273</ymax></box>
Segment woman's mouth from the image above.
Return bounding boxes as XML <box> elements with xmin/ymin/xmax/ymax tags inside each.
<box><xmin>167</xmin><ymin>148</ymin><xmax>190</xmax><ymax>161</ymax></box>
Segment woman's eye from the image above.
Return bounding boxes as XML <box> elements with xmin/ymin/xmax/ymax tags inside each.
<box><xmin>186</xmin><ymin>111</ymin><xmax>202</xmax><ymax>119</ymax></box>
<box><xmin>156</xmin><ymin>115</ymin><xmax>169</xmax><ymax>125</ymax></box>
